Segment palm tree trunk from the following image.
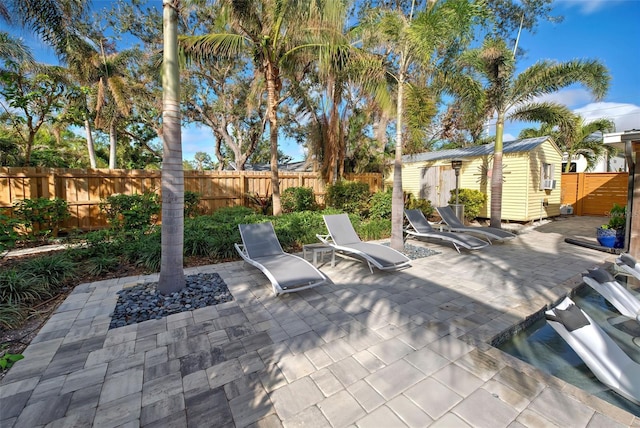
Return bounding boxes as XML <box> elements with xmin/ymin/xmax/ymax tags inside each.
<box><xmin>108</xmin><ymin>120</ymin><xmax>117</xmax><ymax>169</ymax></box>
<box><xmin>390</xmin><ymin>69</ymin><xmax>406</xmax><ymax>251</ymax></box>
<box><xmin>158</xmin><ymin>0</ymin><xmax>185</xmax><ymax>294</ymax></box>
<box><xmin>84</xmin><ymin>118</ymin><xmax>97</xmax><ymax>168</ymax></box>
<box><xmin>490</xmin><ymin>115</ymin><xmax>505</xmax><ymax>228</ymax></box>
<box><xmin>266</xmin><ymin>61</ymin><xmax>281</xmax><ymax>215</ymax></box>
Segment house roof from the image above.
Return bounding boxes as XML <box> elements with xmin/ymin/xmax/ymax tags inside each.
<box><xmin>402</xmin><ymin>136</ymin><xmax>555</xmax><ymax>163</ymax></box>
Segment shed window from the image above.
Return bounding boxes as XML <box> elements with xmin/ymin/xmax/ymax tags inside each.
<box><xmin>540</xmin><ymin>163</ymin><xmax>556</xmax><ymax>190</ymax></box>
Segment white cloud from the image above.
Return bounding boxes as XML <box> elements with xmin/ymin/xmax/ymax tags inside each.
<box><xmin>561</xmin><ymin>0</ymin><xmax>625</xmax><ymax>14</ymax></box>
<box><xmin>531</xmin><ymin>89</ymin><xmax>595</xmax><ymax>109</ymax></box>
<box><xmin>575</xmin><ymin>102</ymin><xmax>640</xmax><ymax>132</ymax></box>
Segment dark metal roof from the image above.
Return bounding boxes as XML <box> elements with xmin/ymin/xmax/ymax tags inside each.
<box><xmin>402</xmin><ymin>136</ymin><xmax>552</xmax><ymax>163</ymax></box>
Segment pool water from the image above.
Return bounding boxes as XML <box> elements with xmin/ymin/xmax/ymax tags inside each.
<box><xmin>497</xmin><ymin>274</ymin><xmax>640</xmax><ymax>416</ymax></box>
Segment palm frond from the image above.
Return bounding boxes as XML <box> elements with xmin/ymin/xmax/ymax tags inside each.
<box><xmin>179</xmin><ymin>33</ymin><xmax>250</xmax><ymax>65</ymax></box>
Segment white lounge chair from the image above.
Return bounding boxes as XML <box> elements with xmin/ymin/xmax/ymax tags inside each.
<box><xmin>582</xmin><ymin>268</ymin><xmax>640</xmax><ymax>322</ymax></box>
<box><xmin>235</xmin><ymin>222</ymin><xmax>329</xmax><ymax>296</ymax></box>
<box><xmin>404</xmin><ymin>209</ymin><xmax>489</xmax><ymax>253</ymax></box>
<box><xmin>545</xmin><ymin>296</ymin><xmax>640</xmax><ymax>405</ymax></box>
<box><xmin>435</xmin><ymin>205</ymin><xmax>516</xmax><ymax>243</ymax></box>
<box><xmin>317</xmin><ymin>213</ymin><xmax>411</xmax><ymax>273</ymax></box>
<box><xmin>616</xmin><ymin>253</ymin><xmax>640</xmax><ymax>281</ymax></box>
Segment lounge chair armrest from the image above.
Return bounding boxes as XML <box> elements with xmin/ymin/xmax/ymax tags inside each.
<box><xmin>316</xmin><ymin>234</ymin><xmax>332</xmax><ymax>244</ymax></box>
<box><xmin>234</xmin><ymin>243</ymin><xmax>247</xmax><ymax>257</ymax></box>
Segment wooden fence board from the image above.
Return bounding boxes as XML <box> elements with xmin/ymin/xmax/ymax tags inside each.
<box><xmin>0</xmin><ymin>167</ymin><xmax>382</xmax><ymax>229</ymax></box>
<box><xmin>561</xmin><ymin>172</ymin><xmax>628</xmax><ymax>216</ymax></box>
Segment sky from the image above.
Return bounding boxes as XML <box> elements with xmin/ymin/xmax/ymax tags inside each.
<box><xmin>6</xmin><ymin>0</ymin><xmax>640</xmax><ymax>163</ymax></box>
<box><xmin>499</xmin><ymin>0</ymin><xmax>640</xmax><ymax>141</ymax></box>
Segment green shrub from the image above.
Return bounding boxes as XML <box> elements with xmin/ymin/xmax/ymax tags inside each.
<box><xmin>281</xmin><ymin>187</ymin><xmax>317</xmax><ymax>213</ymax></box>
<box><xmin>84</xmin><ymin>251</ymin><xmax>120</xmax><ymax>277</ymax></box>
<box><xmin>0</xmin><ymin>304</ymin><xmax>24</xmax><ymax>329</ymax></box>
<box><xmin>184</xmin><ymin>191</ymin><xmax>201</xmax><ymax>218</ymax></box>
<box><xmin>326</xmin><ymin>181</ymin><xmax>370</xmax><ymax>216</ymax></box>
<box><xmin>0</xmin><ymin>213</ymin><xmax>20</xmax><ymax>252</ymax></box>
<box><xmin>0</xmin><ymin>348</ymin><xmax>24</xmax><ymax>369</ymax></box>
<box><xmin>13</xmin><ymin>197</ymin><xmax>70</xmax><ymax>240</ymax></box>
<box><xmin>607</xmin><ymin>203</ymin><xmax>626</xmax><ymax>230</ymax></box>
<box><xmin>21</xmin><ymin>252</ymin><xmax>77</xmax><ymax>289</ymax></box>
<box><xmin>447</xmin><ymin>188</ymin><xmax>486</xmax><ymax>220</ymax></box>
<box><xmin>356</xmin><ymin>218</ymin><xmax>392</xmax><ymax>241</ymax></box>
<box><xmin>368</xmin><ymin>189</ymin><xmax>393</xmax><ymax>220</ymax></box>
<box><xmin>120</xmin><ymin>231</ymin><xmax>161</xmax><ymax>271</ymax></box>
<box><xmin>99</xmin><ymin>192</ymin><xmax>160</xmax><ymax>233</ymax></box>
<box><xmin>0</xmin><ymin>269</ymin><xmax>49</xmax><ymax>305</ymax></box>
<box><xmin>404</xmin><ymin>193</ymin><xmax>433</xmax><ymax>217</ymax></box>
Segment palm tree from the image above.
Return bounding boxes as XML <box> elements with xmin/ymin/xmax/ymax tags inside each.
<box><xmin>455</xmin><ymin>37</ymin><xmax>609</xmax><ymax>227</ymax></box>
<box><xmin>1</xmin><ymin>0</ymin><xmax>89</xmax><ymax>59</ymax></box>
<box><xmin>157</xmin><ymin>0</ymin><xmax>185</xmax><ymax>294</ymax></box>
<box><xmin>519</xmin><ymin>115</ymin><xmax>615</xmax><ymax>172</ymax></box>
<box><xmin>180</xmin><ymin>0</ymin><xmax>333</xmax><ymax>215</ymax></box>
<box><xmin>363</xmin><ymin>0</ymin><xmax>480</xmax><ymax>251</ymax></box>
<box><xmin>0</xmin><ymin>32</ymin><xmax>34</xmax><ymax>68</ymax></box>
<box><xmin>67</xmin><ymin>40</ymin><xmax>134</xmax><ymax>169</ymax></box>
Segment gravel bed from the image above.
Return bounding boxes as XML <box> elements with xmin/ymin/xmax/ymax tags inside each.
<box><xmin>381</xmin><ymin>242</ymin><xmax>440</xmax><ymax>260</ymax></box>
<box><xmin>109</xmin><ymin>272</ymin><xmax>233</xmax><ymax>329</ymax></box>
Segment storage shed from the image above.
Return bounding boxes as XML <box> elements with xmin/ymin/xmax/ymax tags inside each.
<box><xmin>390</xmin><ymin>136</ymin><xmax>564</xmax><ymax>221</ymax></box>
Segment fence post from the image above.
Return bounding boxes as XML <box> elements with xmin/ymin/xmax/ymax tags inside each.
<box><xmin>239</xmin><ymin>170</ymin><xmax>247</xmax><ymax>207</ymax></box>
<box><xmin>576</xmin><ymin>173</ymin><xmax>585</xmax><ymax>216</ymax></box>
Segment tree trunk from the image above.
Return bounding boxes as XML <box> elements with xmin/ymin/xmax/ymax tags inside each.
<box><xmin>390</xmin><ymin>71</ymin><xmax>405</xmax><ymax>251</ymax></box>
<box><xmin>84</xmin><ymin>118</ymin><xmax>97</xmax><ymax>168</ymax></box>
<box><xmin>490</xmin><ymin>114</ymin><xmax>505</xmax><ymax>228</ymax></box>
<box><xmin>266</xmin><ymin>61</ymin><xmax>281</xmax><ymax>215</ymax></box>
<box><xmin>157</xmin><ymin>0</ymin><xmax>185</xmax><ymax>294</ymax></box>
<box><xmin>108</xmin><ymin>120</ymin><xmax>117</xmax><ymax>169</ymax></box>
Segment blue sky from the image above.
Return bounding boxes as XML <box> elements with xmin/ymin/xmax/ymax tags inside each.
<box><xmin>7</xmin><ymin>0</ymin><xmax>640</xmax><ymax>163</ymax></box>
<box><xmin>499</xmin><ymin>0</ymin><xmax>640</xmax><ymax>141</ymax></box>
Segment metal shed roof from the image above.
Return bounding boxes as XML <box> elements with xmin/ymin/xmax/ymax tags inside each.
<box><xmin>402</xmin><ymin>136</ymin><xmax>552</xmax><ymax>163</ymax></box>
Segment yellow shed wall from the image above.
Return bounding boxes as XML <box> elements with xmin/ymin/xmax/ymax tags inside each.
<box><xmin>394</xmin><ymin>139</ymin><xmax>563</xmax><ymax>222</ymax></box>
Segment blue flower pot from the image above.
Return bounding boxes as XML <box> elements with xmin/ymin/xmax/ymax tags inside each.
<box><xmin>596</xmin><ymin>227</ymin><xmax>617</xmax><ymax>248</ymax></box>
<box><xmin>597</xmin><ymin>235</ymin><xmax>616</xmax><ymax>248</ymax></box>
<box><xmin>614</xmin><ymin>229</ymin><xmax>625</xmax><ymax>249</ymax></box>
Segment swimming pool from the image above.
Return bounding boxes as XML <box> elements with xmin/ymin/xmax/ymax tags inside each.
<box><xmin>497</xmin><ymin>274</ymin><xmax>640</xmax><ymax>417</ymax></box>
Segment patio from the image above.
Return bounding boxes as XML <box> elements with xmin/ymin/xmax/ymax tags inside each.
<box><xmin>1</xmin><ymin>215</ymin><xmax>638</xmax><ymax>427</ymax></box>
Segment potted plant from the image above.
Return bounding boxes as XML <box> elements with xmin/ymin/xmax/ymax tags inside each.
<box><xmin>596</xmin><ymin>203</ymin><xmax>626</xmax><ymax>248</ymax></box>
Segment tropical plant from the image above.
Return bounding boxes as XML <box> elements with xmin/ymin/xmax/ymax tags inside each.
<box><xmin>99</xmin><ymin>193</ymin><xmax>160</xmax><ymax>233</ymax></box>
<box><xmin>179</xmin><ymin>0</ymin><xmax>340</xmax><ymax>215</ymax></box>
<box><xmin>369</xmin><ymin>189</ymin><xmax>393</xmax><ymax>220</ymax></box>
<box><xmin>452</xmin><ymin>36</ymin><xmax>609</xmax><ymax>227</ymax></box>
<box><xmin>0</xmin><ymin>212</ymin><xmax>20</xmax><ymax>252</ymax></box>
<box><xmin>21</xmin><ymin>252</ymin><xmax>77</xmax><ymax>289</ymax></box>
<box><xmin>447</xmin><ymin>188</ymin><xmax>486</xmax><ymax>220</ymax></box>
<box><xmin>518</xmin><ymin>115</ymin><xmax>616</xmax><ymax>172</ymax></box>
<box><xmin>404</xmin><ymin>193</ymin><xmax>433</xmax><ymax>217</ymax></box>
<box><xmin>281</xmin><ymin>187</ymin><xmax>317</xmax><ymax>213</ymax></box>
<box><xmin>362</xmin><ymin>0</ymin><xmax>481</xmax><ymax>251</ymax></box>
<box><xmin>326</xmin><ymin>181</ymin><xmax>370</xmax><ymax>216</ymax></box>
<box><xmin>0</xmin><ymin>347</ymin><xmax>24</xmax><ymax>369</ymax></box>
<box><xmin>13</xmin><ymin>197</ymin><xmax>70</xmax><ymax>240</ymax></box>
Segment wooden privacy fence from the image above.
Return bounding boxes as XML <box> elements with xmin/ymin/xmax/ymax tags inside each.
<box><xmin>0</xmin><ymin>167</ymin><xmax>382</xmax><ymax>230</ymax></box>
<box><xmin>561</xmin><ymin>172</ymin><xmax>628</xmax><ymax>216</ymax></box>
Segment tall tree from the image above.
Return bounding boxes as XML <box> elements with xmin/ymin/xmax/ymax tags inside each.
<box><xmin>157</xmin><ymin>0</ymin><xmax>185</xmax><ymax>294</ymax></box>
<box><xmin>456</xmin><ymin>37</ymin><xmax>609</xmax><ymax>227</ymax></box>
<box><xmin>364</xmin><ymin>0</ymin><xmax>480</xmax><ymax>251</ymax></box>
<box><xmin>0</xmin><ymin>63</ymin><xmax>68</xmax><ymax>165</ymax></box>
<box><xmin>180</xmin><ymin>0</ymin><xmax>332</xmax><ymax>215</ymax></box>
<box><xmin>0</xmin><ymin>0</ymin><xmax>90</xmax><ymax>58</ymax></box>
